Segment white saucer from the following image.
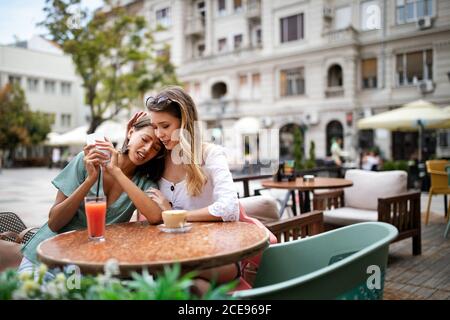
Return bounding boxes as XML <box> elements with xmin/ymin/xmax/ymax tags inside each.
<box><xmin>157</xmin><ymin>223</ymin><xmax>192</xmax><ymax>233</ymax></box>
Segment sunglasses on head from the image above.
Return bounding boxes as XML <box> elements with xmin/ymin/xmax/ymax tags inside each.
<box><xmin>145</xmin><ymin>95</ymin><xmax>173</xmax><ymax>108</ymax></box>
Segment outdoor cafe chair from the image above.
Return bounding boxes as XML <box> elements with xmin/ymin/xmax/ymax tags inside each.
<box><xmin>235</xmin><ymin>203</ymin><xmax>325</xmax><ymax>290</ymax></box>
<box><xmin>232</xmin><ymin>222</ymin><xmax>398</xmax><ymax>300</ymax></box>
<box><xmin>0</xmin><ymin>212</ymin><xmax>39</xmax><ymax>244</ymax></box>
<box><xmin>313</xmin><ymin>169</ymin><xmax>421</xmax><ymax>255</ymax></box>
<box><xmin>0</xmin><ymin>212</ymin><xmax>39</xmax><ymax>272</ymax></box>
<box><xmin>425</xmin><ymin>160</ymin><xmax>450</xmax><ymax>225</ymax></box>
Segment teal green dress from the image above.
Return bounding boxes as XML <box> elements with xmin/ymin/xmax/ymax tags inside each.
<box><xmin>21</xmin><ymin>152</ymin><xmax>157</xmax><ymax>264</ymax></box>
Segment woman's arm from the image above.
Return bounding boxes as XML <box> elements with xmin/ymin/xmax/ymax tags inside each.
<box><xmin>186</xmin><ymin>207</ymin><xmax>223</xmax><ymax>222</ymax></box>
<box><xmin>48</xmin><ymin>146</ymin><xmax>107</xmax><ymax>232</ymax></box>
<box><xmin>48</xmin><ymin>179</ymin><xmax>96</xmax><ymax>232</ymax></box>
<box><xmin>145</xmin><ymin>189</ymin><xmax>219</xmax><ymax>221</ymax></box>
<box><xmin>109</xmin><ymin>168</ymin><xmax>163</xmax><ymax>224</ymax></box>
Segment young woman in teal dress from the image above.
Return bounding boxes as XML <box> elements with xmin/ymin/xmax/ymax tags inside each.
<box><xmin>19</xmin><ymin>114</ymin><xmax>165</xmax><ymax>275</ymax></box>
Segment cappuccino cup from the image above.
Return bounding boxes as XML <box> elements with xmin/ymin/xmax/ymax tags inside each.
<box><xmin>162</xmin><ymin>210</ymin><xmax>187</xmax><ymax>228</ymax></box>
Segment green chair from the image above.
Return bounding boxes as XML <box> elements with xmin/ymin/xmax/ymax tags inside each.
<box><xmin>233</xmin><ymin>222</ymin><xmax>398</xmax><ymax>300</ymax></box>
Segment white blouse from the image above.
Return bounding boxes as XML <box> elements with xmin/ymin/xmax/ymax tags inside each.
<box><xmin>158</xmin><ymin>144</ymin><xmax>239</xmax><ymax>222</ymax></box>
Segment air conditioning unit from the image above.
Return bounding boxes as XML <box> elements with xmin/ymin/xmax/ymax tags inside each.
<box><xmin>417</xmin><ymin>80</ymin><xmax>435</xmax><ymax>94</ymax></box>
<box><xmin>323</xmin><ymin>6</ymin><xmax>333</xmax><ymax>20</ymax></box>
<box><xmin>417</xmin><ymin>16</ymin><xmax>433</xmax><ymax>30</ymax></box>
<box><xmin>303</xmin><ymin>111</ymin><xmax>319</xmax><ymax>126</ymax></box>
<box><xmin>262</xmin><ymin>116</ymin><xmax>273</xmax><ymax>128</ymax></box>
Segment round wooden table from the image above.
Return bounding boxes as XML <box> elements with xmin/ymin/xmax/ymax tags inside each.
<box><xmin>262</xmin><ymin>177</ymin><xmax>353</xmax><ymax>214</ymax></box>
<box><xmin>36</xmin><ymin>221</ymin><xmax>269</xmax><ymax>276</ymax></box>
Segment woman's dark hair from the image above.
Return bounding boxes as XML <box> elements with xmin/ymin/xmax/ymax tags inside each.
<box><xmin>121</xmin><ymin>115</ymin><xmax>165</xmax><ymax>182</ymax></box>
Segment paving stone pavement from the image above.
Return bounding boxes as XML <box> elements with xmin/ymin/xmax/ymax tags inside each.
<box><xmin>0</xmin><ymin>168</ymin><xmax>61</xmax><ymax>227</ymax></box>
<box><xmin>0</xmin><ymin>167</ymin><xmax>448</xmax><ymax>228</ymax></box>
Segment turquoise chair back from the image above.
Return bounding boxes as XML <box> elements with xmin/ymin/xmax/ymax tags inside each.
<box><xmin>233</xmin><ymin>222</ymin><xmax>398</xmax><ymax>300</ymax></box>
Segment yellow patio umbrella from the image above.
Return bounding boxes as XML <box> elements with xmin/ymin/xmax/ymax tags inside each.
<box><xmin>357</xmin><ymin>100</ymin><xmax>450</xmax><ymax>161</ymax></box>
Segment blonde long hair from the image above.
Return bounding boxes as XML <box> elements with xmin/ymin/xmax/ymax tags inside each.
<box><xmin>146</xmin><ymin>86</ymin><xmax>207</xmax><ymax>196</ymax></box>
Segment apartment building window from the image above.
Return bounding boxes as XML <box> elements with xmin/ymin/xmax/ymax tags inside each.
<box><xmin>396</xmin><ymin>49</ymin><xmax>433</xmax><ymax>86</ymax></box>
<box><xmin>8</xmin><ymin>75</ymin><xmax>21</xmax><ymax>85</ymax></box>
<box><xmin>280</xmin><ymin>13</ymin><xmax>304</xmax><ymax>43</ymax></box>
<box><xmin>218</xmin><ymin>0</ymin><xmax>226</xmax><ymax>16</ymax></box>
<box><xmin>61</xmin><ymin>113</ymin><xmax>72</xmax><ymax>127</ymax></box>
<box><xmin>334</xmin><ymin>6</ymin><xmax>351</xmax><ymax>30</ymax></box>
<box><xmin>234</xmin><ymin>0</ymin><xmax>243</xmax><ymax>12</ymax></box>
<box><xmin>218</xmin><ymin>38</ymin><xmax>227</xmax><ymax>52</ymax></box>
<box><xmin>198</xmin><ymin>1</ymin><xmax>206</xmax><ymax>18</ymax></box>
<box><xmin>362</xmin><ymin>58</ymin><xmax>377</xmax><ymax>89</ymax></box>
<box><xmin>156</xmin><ymin>7</ymin><xmax>171</xmax><ymax>27</ymax></box>
<box><xmin>234</xmin><ymin>34</ymin><xmax>243</xmax><ymax>50</ymax></box>
<box><xmin>198</xmin><ymin>43</ymin><xmax>205</xmax><ymax>57</ymax></box>
<box><xmin>44</xmin><ymin>80</ymin><xmax>56</xmax><ymax>94</ymax></box>
<box><xmin>256</xmin><ymin>28</ymin><xmax>262</xmax><ymax>45</ymax></box>
<box><xmin>280</xmin><ymin>67</ymin><xmax>305</xmax><ymax>96</ymax></box>
<box><xmin>252</xmin><ymin>73</ymin><xmax>261</xmax><ymax>99</ymax></box>
<box><xmin>27</xmin><ymin>78</ymin><xmax>39</xmax><ymax>92</ymax></box>
<box><xmin>396</xmin><ymin>0</ymin><xmax>433</xmax><ymax>24</ymax></box>
<box><xmin>239</xmin><ymin>75</ymin><xmax>250</xmax><ymax>99</ymax></box>
<box><xmin>328</xmin><ymin>65</ymin><xmax>343</xmax><ymax>87</ymax></box>
<box><xmin>61</xmin><ymin>82</ymin><xmax>71</xmax><ymax>95</ymax></box>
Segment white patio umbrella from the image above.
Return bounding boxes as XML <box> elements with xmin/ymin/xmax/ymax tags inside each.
<box><xmin>46</xmin><ymin>121</ymin><xmax>127</xmax><ymax>147</ymax></box>
<box><xmin>357</xmin><ymin>100</ymin><xmax>450</xmax><ymax>161</ymax></box>
<box><xmin>45</xmin><ymin>132</ymin><xmax>62</xmax><ymax>146</ymax></box>
<box><xmin>54</xmin><ymin>125</ymin><xmax>89</xmax><ymax>146</ymax></box>
<box><xmin>233</xmin><ymin>117</ymin><xmax>260</xmax><ymax>134</ymax></box>
<box><xmin>95</xmin><ymin>120</ymin><xmax>127</xmax><ymax>145</ymax></box>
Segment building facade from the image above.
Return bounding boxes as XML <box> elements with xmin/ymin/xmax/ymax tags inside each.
<box><xmin>0</xmin><ymin>35</ymin><xmax>85</xmax><ymax>134</ymax></box>
<box><xmin>134</xmin><ymin>0</ymin><xmax>450</xmax><ymax>162</ymax></box>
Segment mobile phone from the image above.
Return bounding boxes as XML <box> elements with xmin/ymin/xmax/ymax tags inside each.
<box><xmin>86</xmin><ymin>133</ymin><xmax>111</xmax><ymax>163</ymax></box>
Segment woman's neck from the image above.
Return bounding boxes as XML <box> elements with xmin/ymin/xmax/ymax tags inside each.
<box><xmin>118</xmin><ymin>153</ymin><xmax>136</xmax><ymax>177</ymax></box>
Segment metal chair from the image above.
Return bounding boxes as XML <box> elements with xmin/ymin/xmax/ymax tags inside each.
<box><xmin>0</xmin><ymin>212</ymin><xmax>39</xmax><ymax>244</ymax></box>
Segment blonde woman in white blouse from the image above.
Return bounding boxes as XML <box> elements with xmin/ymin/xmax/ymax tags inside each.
<box><xmin>140</xmin><ymin>86</ymin><xmax>240</xmax><ymax>295</ymax></box>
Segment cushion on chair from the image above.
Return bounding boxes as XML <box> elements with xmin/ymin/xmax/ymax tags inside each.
<box><xmin>239</xmin><ymin>195</ymin><xmax>280</xmax><ymax>223</ymax></box>
<box><xmin>344</xmin><ymin>170</ymin><xmax>407</xmax><ymax>211</ymax></box>
<box><xmin>324</xmin><ymin>207</ymin><xmax>378</xmax><ymax>226</ymax></box>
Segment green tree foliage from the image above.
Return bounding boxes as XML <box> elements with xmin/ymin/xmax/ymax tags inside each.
<box><xmin>40</xmin><ymin>0</ymin><xmax>179</xmax><ymax>133</ymax></box>
<box><xmin>305</xmin><ymin>141</ymin><xmax>316</xmax><ymax>169</ymax></box>
<box><xmin>0</xmin><ymin>84</ymin><xmax>51</xmax><ymax>154</ymax></box>
<box><xmin>293</xmin><ymin>127</ymin><xmax>304</xmax><ymax>171</ymax></box>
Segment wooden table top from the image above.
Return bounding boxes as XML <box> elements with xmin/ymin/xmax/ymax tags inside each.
<box><xmin>37</xmin><ymin>221</ymin><xmax>269</xmax><ymax>276</ymax></box>
<box><xmin>261</xmin><ymin>177</ymin><xmax>353</xmax><ymax>190</ymax></box>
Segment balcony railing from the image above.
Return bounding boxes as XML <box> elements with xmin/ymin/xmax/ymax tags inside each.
<box><xmin>325</xmin><ymin>86</ymin><xmax>344</xmax><ymax>98</ymax></box>
<box><xmin>324</xmin><ymin>26</ymin><xmax>358</xmax><ymax>44</ymax></box>
<box><xmin>197</xmin><ymin>98</ymin><xmax>239</xmax><ymax>120</ymax></box>
<box><xmin>185</xmin><ymin>16</ymin><xmax>205</xmax><ymax>36</ymax></box>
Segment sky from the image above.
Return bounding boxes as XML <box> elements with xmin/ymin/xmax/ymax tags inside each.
<box><xmin>0</xmin><ymin>0</ymin><xmax>104</xmax><ymax>45</ymax></box>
